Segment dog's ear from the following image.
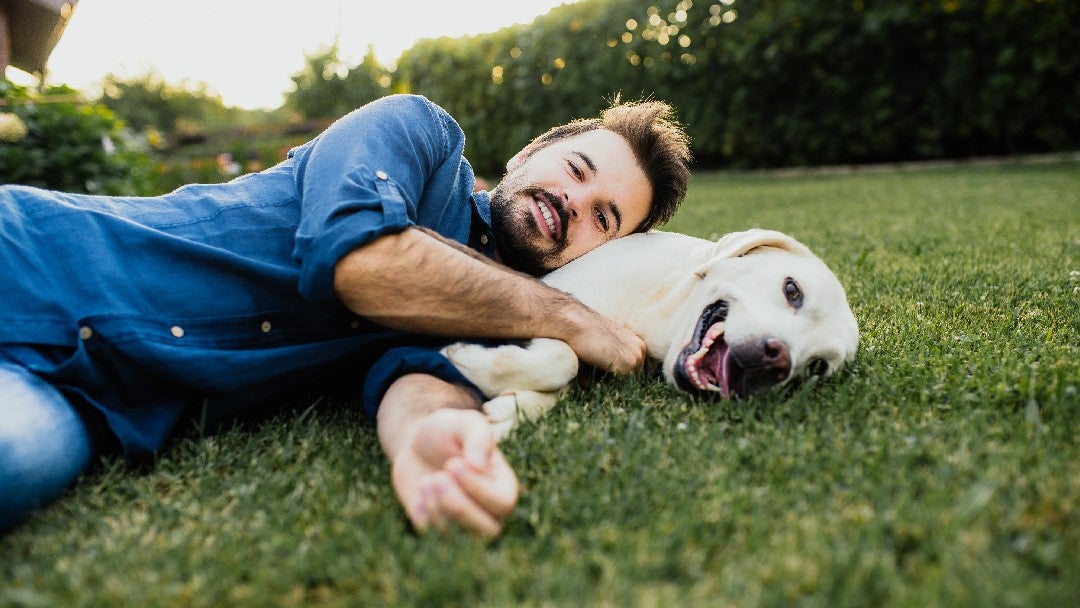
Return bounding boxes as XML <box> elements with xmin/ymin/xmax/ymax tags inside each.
<box><xmin>711</xmin><ymin>228</ymin><xmax>812</xmax><ymax>259</ymax></box>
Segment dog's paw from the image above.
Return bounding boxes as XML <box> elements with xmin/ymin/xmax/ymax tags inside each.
<box><xmin>481</xmin><ymin>390</ymin><xmax>561</xmax><ymax>442</ymax></box>
<box><xmin>442</xmin><ymin>338</ymin><xmax>578</xmax><ymax>398</ymax></box>
<box><xmin>482</xmin><ymin>394</ymin><xmax>521</xmax><ymax>441</ymax></box>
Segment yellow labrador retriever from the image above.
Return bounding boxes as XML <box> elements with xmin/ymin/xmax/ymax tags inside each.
<box><xmin>443</xmin><ymin>229</ymin><xmax>860</xmax><ymax>439</ymax></box>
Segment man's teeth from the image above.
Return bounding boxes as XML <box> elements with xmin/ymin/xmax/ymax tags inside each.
<box><xmin>539</xmin><ymin>199</ymin><xmax>556</xmax><ymax>235</ymax></box>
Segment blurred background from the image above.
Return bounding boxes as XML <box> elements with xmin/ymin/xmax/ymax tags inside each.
<box><xmin>1</xmin><ymin>0</ymin><xmax>1076</xmax><ymax>196</ymax></box>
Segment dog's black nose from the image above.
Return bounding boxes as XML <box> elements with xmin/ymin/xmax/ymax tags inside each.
<box><xmin>728</xmin><ymin>337</ymin><xmax>794</xmax><ymax>397</ymax></box>
<box><xmin>761</xmin><ymin>338</ymin><xmax>791</xmax><ymax>380</ymax></box>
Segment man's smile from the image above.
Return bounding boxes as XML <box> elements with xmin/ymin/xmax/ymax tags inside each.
<box><xmin>530</xmin><ymin>191</ymin><xmax>564</xmax><ymax>242</ymax></box>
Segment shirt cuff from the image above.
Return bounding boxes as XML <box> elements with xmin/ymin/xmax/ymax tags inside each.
<box><xmin>361</xmin><ymin>346</ymin><xmax>484</xmax><ymax>419</ymax></box>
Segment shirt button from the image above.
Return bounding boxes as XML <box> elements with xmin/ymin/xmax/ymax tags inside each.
<box><xmin>349</xmin><ymin>319</ymin><xmax>361</xmax><ymax>330</ymax></box>
<box><xmin>79</xmin><ymin>326</ymin><xmax>93</xmax><ymax>340</ymax></box>
<box><xmin>375</xmin><ymin>170</ymin><xmax>388</xmax><ymax>180</ymax></box>
<box><xmin>260</xmin><ymin>321</ymin><xmax>272</xmax><ymax>333</ymax></box>
<box><xmin>480</xmin><ymin>235</ymin><xmax>489</xmax><ymax>245</ymax></box>
<box><xmin>170</xmin><ymin>326</ymin><xmax>185</xmax><ymax>338</ymax></box>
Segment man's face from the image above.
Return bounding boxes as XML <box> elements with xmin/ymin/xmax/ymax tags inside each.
<box><xmin>489</xmin><ymin>129</ymin><xmax>653</xmax><ymax>276</ymax></box>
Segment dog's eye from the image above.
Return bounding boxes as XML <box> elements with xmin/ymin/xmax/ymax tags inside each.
<box><xmin>807</xmin><ymin>358</ymin><xmax>829</xmax><ymax>377</ymax></box>
<box><xmin>783</xmin><ymin>277</ymin><xmax>803</xmax><ymax>308</ymax></box>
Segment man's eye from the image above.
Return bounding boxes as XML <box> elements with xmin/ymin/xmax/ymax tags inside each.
<box><xmin>568</xmin><ymin>160</ymin><xmax>583</xmax><ymax>179</ymax></box>
<box><xmin>595</xmin><ymin>208</ymin><xmax>609</xmax><ymax>231</ymax></box>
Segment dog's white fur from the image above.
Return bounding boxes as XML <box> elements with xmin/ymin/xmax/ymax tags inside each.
<box><xmin>442</xmin><ymin>229</ymin><xmax>859</xmax><ymax>439</ymax></box>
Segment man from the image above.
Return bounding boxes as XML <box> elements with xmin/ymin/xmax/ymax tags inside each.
<box><xmin>0</xmin><ymin>94</ymin><xmax>691</xmax><ymax>536</ymax></box>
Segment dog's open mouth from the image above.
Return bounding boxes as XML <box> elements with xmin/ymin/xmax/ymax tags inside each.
<box><xmin>673</xmin><ymin>300</ymin><xmax>743</xmax><ymax>398</ymax></box>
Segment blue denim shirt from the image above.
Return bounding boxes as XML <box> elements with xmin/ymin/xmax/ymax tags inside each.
<box><xmin>0</xmin><ymin>95</ymin><xmax>496</xmax><ymax>458</ymax></box>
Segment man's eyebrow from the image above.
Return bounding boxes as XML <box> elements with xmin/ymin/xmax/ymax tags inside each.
<box><xmin>572</xmin><ymin>151</ymin><xmax>597</xmax><ymax>173</ymax></box>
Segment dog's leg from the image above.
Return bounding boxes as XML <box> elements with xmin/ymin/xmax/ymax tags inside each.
<box><xmin>441</xmin><ymin>338</ymin><xmax>578</xmax><ymax>398</ymax></box>
<box><xmin>442</xmin><ymin>338</ymin><xmax>577</xmax><ymax>440</ymax></box>
<box><xmin>482</xmin><ymin>389</ymin><xmax>562</xmax><ymax>441</ymax></box>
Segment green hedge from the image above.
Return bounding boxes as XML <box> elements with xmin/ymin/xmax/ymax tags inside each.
<box><xmin>0</xmin><ymin>80</ymin><xmax>151</xmax><ymax>194</ymax></box>
<box><xmin>391</xmin><ymin>0</ymin><xmax>1078</xmax><ymax>173</ymax></box>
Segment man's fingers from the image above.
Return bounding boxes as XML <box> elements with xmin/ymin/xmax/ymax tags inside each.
<box><xmin>419</xmin><ymin>471</ymin><xmax>503</xmax><ymax>538</ymax></box>
<box><xmin>570</xmin><ymin>317</ymin><xmax>647</xmax><ymax>375</ymax></box>
<box><xmin>458</xmin><ymin>412</ymin><xmax>495</xmax><ymax>469</ymax></box>
<box><xmin>447</xmin><ymin>453</ymin><xmax>519</xmax><ymax>519</ymax></box>
<box><xmin>605</xmin><ymin>330</ymin><xmax>647</xmax><ymax>375</ymax></box>
<box><xmin>453</xmin><ymin>414</ymin><xmax>518</xmax><ymax>517</ymax></box>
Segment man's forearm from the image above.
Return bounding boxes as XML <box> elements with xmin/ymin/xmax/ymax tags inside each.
<box><xmin>334</xmin><ymin>227</ymin><xmax>588</xmax><ymax>343</ymax></box>
<box><xmin>334</xmin><ymin>227</ymin><xmax>647</xmax><ymax>373</ymax></box>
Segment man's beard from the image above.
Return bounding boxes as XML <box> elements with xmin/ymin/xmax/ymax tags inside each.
<box><xmin>489</xmin><ymin>177</ymin><xmax>569</xmax><ymax>277</ymax></box>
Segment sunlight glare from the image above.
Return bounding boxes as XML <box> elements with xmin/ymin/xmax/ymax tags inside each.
<box><xmin>30</xmin><ymin>0</ymin><xmax>572</xmax><ymax>109</ymax></box>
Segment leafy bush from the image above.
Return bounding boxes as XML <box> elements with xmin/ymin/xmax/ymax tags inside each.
<box><xmin>681</xmin><ymin>0</ymin><xmax>1080</xmax><ymax>166</ymax></box>
<box><xmin>285</xmin><ymin>45</ymin><xmax>393</xmax><ymax>120</ymax></box>
<box><xmin>0</xmin><ymin>79</ymin><xmax>152</xmax><ymax>194</ymax></box>
<box><xmin>386</xmin><ymin>0</ymin><xmax>1078</xmax><ymax>172</ymax></box>
<box><xmin>395</xmin><ymin>0</ymin><xmax>650</xmax><ymax>175</ymax></box>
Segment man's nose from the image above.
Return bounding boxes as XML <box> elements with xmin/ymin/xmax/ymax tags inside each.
<box><xmin>562</xmin><ymin>191</ymin><xmax>583</xmax><ymax>221</ymax></box>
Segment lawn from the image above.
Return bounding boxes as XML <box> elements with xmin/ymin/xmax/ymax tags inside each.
<box><xmin>2</xmin><ymin>161</ymin><xmax>1077</xmax><ymax>607</ymax></box>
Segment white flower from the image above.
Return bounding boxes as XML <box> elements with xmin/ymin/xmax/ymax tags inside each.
<box><xmin>0</xmin><ymin>112</ymin><xmax>29</xmax><ymax>142</ymax></box>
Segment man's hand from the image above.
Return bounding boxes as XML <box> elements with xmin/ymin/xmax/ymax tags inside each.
<box><xmin>563</xmin><ymin>310</ymin><xmax>647</xmax><ymax>375</ymax></box>
<box><xmin>391</xmin><ymin>408</ymin><xmax>518</xmax><ymax>537</ymax></box>
<box><xmin>378</xmin><ymin>373</ymin><xmax>519</xmax><ymax>538</ymax></box>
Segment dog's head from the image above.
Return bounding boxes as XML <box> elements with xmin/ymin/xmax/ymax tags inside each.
<box><xmin>663</xmin><ymin>229</ymin><xmax>859</xmax><ymax>399</ymax></box>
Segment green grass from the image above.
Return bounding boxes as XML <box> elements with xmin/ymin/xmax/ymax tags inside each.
<box><xmin>3</xmin><ymin>161</ymin><xmax>1078</xmax><ymax>607</ymax></box>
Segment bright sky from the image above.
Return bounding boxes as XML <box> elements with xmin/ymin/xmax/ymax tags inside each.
<box><xmin>10</xmin><ymin>0</ymin><xmax>571</xmax><ymax>109</ymax></box>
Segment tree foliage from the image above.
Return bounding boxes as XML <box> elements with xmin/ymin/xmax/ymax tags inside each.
<box><xmin>381</xmin><ymin>0</ymin><xmax>1079</xmax><ymax>172</ymax></box>
<box><xmin>0</xmin><ymin>79</ymin><xmax>151</xmax><ymax>194</ymax></box>
<box><xmin>53</xmin><ymin>0</ymin><xmax>1080</xmax><ymax>175</ymax></box>
<box><xmin>285</xmin><ymin>44</ymin><xmax>392</xmax><ymax>119</ymax></box>
<box><xmin>97</xmin><ymin>73</ymin><xmax>257</xmax><ymax>145</ymax></box>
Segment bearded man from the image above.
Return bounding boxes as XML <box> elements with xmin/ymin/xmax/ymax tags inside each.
<box><xmin>0</xmin><ymin>94</ymin><xmax>691</xmax><ymax>536</ymax></box>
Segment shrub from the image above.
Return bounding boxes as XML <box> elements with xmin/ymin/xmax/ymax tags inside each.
<box><xmin>0</xmin><ymin>79</ymin><xmax>152</xmax><ymax>195</ymax></box>
<box><xmin>388</xmin><ymin>0</ymin><xmax>1079</xmax><ymax>171</ymax></box>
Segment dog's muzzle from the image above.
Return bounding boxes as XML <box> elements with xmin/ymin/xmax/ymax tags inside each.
<box><xmin>673</xmin><ymin>300</ymin><xmax>795</xmax><ymax>399</ymax></box>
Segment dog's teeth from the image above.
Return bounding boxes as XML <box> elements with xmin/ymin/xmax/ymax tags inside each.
<box><xmin>686</xmin><ymin>355</ymin><xmax>708</xmax><ymax>389</ymax></box>
<box><xmin>683</xmin><ymin>320</ymin><xmax>728</xmax><ymax>391</ymax></box>
<box><xmin>691</xmin><ymin>369</ymin><xmax>705</xmax><ymax>389</ymax></box>
<box><xmin>706</xmin><ymin>322</ymin><xmax>725</xmax><ymax>341</ymax></box>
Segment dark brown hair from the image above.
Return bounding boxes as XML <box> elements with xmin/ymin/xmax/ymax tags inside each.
<box><xmin>518</xmin><ymin>97</ymin><xmax>692</xmax><ymax>232</ymax></box>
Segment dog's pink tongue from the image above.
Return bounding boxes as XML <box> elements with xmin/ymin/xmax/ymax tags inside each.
<box><xmin>702</xmin><ymin>341</ymin><xmax>731</xmax><ymax>399</ymax></box>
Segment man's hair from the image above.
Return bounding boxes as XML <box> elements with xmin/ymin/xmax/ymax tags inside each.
<box><xmin>518</xmin><ymin>97</ymin><xmax>692</xmax><ymax>232</ymax></box>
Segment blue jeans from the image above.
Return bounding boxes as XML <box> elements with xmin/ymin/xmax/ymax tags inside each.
<box><xmin>0</xmin><ymin>362</ymin><xmax>95</xmax><ymax>531</ymax></box>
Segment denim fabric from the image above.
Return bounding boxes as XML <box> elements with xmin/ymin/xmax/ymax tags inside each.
<box><xmin>0</xmin><ymin>363</ymin><xmax>93</xmax><ymax>531</ymax></box>
<box><xmin>0</xmin><ymin>95</ymin><xmax>492</xmax><ymax>459</ymax></box>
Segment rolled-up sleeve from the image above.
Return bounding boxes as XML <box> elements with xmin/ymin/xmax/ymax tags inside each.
<box><xmin>290</xmin><ymin>95</ymin><xmax>458</xmax><ymax>304</ymax></box>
